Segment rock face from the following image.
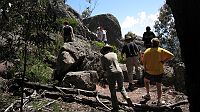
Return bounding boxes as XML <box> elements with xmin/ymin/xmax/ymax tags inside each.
<box><xmin>61</xmin><ymin>71</ymin><xmax>98</xmax><ymax>91</ymax></box>
<box><xmin>173</xmin><ymin>62</ymin><xmax>186</xmax><ymax>93</ymax></box>
<box><xmin>53</xmin><ymin>37</ymin><xmax>103</xmax><ymax>82</ymax></box>
<box><xmin>166</xmin><ymin>0</ymin><xmax>200</xmax><ymax>111</ymax></box>
<box><xmin>49</xmin><ymin>0</ymin><xmax>97</xmax><ymax>41</ymax></box>
<box><xmin>82</xmin><ymin>14</ymin><xmax>122</xmax><ymax>47</ymax></box>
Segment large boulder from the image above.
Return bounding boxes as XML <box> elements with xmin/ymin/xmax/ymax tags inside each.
<box><xmin>53</xmin><ymin>37</ymin><xmax>103</xmax><ymax>82</ymax></box>
<box><xmin>61</xmin><ymin>70</ymin><xmax>98</xmax><ymax>91</ymax></box>
<box><xmin>82</xmin><ymin>13</ymin><xmax>122</xmax><ymax>47</ymax></box>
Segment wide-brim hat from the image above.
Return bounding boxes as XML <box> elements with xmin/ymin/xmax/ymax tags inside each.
<box><xmin>124</xmin><ymin>36</ymin><xmax>133</xmax><ymax>41</ymax></box>
<box><xmin>100</xmin><ymin>44</ymin><xmax>112</xmax><ymax>54</ymax></box>
<box><xmin>103</xmin><ymin>44</ymin><xmax>112</xmax><ymax>48</ymax></box>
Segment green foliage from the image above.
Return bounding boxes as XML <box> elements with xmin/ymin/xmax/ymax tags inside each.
<box><xmin>92</xmin><ymin>41</ymin><xmax>124</xmax><ymax>63</ymax></box>
<box><xmin>46</xmin><ymin>34</ymin><xmax>63</xmax><ymax>55</ymax></box>
<box><xmin>37</xmin><ymin>0</ymin><xmax>49</xmax><ymax>7</ymax></box>
<box><xmin>154</xmin><ymin>3</ymin><xmax>182</xmax><ymax>62</ymax></box>
<box><xmin>52</xmin><ymin>102</ymin><xmax>60</xmax><ymax>112</ymax></box>
<box><xmin>26</xmin><ymin>59</ymin><xmax>53</xmax><ymax>84</ymax></box>
<box><xmin>31</xmin><ymin>99</ymin><xmax>49</xmax><ymax>110</ymax></box>
<box><xmin>56</xmin><ymin>17</ymin><xmax>78</xmax><ymax>28</ymax></box>
<box><xmin>30</xmin><ymin>100</ymin><xmax>64</xmax><ymax>112</ymax></box>
<box><xmin>0</xmin><ymin>1</ymin><xmax>66</xmax><ymax>84</ymax></box>
<box><xmin>93</xmin><ymin>41</ymin><xmax>105</xmax><ymax>48</ymax></box>
<box><xmin>78</xmin><ymin>0</ymin><xmax>98</xmax><ymax>18</ymax></box>
<box><xmin>82</xmin><ymin>7</ymin><xmax>92</xmax><ymax>18</ymax></box>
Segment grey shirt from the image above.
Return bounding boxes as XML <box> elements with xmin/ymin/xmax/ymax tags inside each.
<box><xmin>101</xmin><ymin>52</ymin><xmax>122</xmax><ymax>74</ymax></box>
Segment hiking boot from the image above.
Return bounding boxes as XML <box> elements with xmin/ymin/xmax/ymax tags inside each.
<box><xmin>142</xmin><ymin>94</ymin><xmax>151</xmax><ymax>100</ymax></box>
<box><xmin>128</xmin><ymin>83</ymin><xmax>135</xmax><ymax>91</ymax></box>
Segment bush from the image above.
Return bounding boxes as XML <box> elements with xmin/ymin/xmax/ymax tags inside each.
<box><xmin>26</xmin><ymin>59</ymin><xmax>53</xmax><ymax>84</ymax></box>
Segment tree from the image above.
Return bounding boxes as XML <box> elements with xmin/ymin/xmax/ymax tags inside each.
<box><xmin>154</xmin><ymin>3</ymin><xmax>182</xmax><ymax>62</ymax></box>
<box><xmin>66</xmin><ymin>0</ymin><xmax>98</xmax><ymax>19</ymax></box>
<box><xmin>81</xmin><ymin>0</ymin><xmax>98</xmax><ymax>18</ymax></box>
<box><xmin>0</xmin><ymin>0</ymin><xmax>60</xmax><ymax>111</ymax></box>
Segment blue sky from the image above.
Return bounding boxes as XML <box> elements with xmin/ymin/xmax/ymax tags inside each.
<box><xmin>67</xmin><ymin>0</ymin><xmax>165</xmax><ymax>37</ymax></box>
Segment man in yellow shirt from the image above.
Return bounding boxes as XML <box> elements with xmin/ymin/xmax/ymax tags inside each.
<box><xmin>142</xmin><ymin>38</ymin><xmax>174</xmax><ymax>106</ymax></box>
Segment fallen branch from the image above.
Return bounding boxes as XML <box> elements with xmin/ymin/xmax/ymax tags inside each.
<box><xmin>4</xmin><ymin>96</ymin><xmax>30</xmax><ymax>112</ymax></box>
<box><xmin>16</xmin><ymin>81</ymin><xmax>188</xmax><ymax>111</ymax></box>
<box><xmin>96</xmin><ymin>92</ymin><xmax>112</xmax><ymax>111</ymax></box>
<box><xmin>167</xmin><ymin>100</ymin><xmax>188</xmax><ymax>108</ymax></box>
<box><xmin>21</xmin><ymin>82</ymin><xmax>97</xmax><ymax>97</ymax></box>
<box><xmin>4</xmin><ymin>101</ymin><xmax>17</xmax><ymax>112</ymax></box>
<box><xmin>38</xmin><ymin>100</ymin><xmax>56</xmax><ymax>111</ymax></box>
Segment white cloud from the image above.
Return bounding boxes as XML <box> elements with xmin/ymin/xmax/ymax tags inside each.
<box><xmin>121</xmin><ymin>16</ymin><xmax>139</xmax><ymax>28</ymax></box>
<box><xmin>120</xmin><ymin>11</ymin><xmax>159</xmax><ymax>37</ymax></box>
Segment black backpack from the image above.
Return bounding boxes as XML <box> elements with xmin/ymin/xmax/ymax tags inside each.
<box><xmin>129</xmin><ymin>43</ymin><xmax>139</xmax><ymax>56</ymax></box>
<box><xmin>64</xmin><ymin>26</ymin><xmax>72</xmax><ymax>36</ymax></box>
<box><xmin>122</xmin><ymin>42</ymin><xmax>139</xmax><ymax>57</ymax></box>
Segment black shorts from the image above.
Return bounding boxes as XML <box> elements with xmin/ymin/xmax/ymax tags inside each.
<box><xmin>144</xmin><ymin>72</ymin><xmax>163</xmax><ymax>83</ymax></box>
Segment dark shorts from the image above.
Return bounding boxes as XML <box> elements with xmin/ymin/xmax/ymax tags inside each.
<box><xmin>144</xmin><ymin>72</ymin><xmax>163</xmax><ymax>83</ymax></box>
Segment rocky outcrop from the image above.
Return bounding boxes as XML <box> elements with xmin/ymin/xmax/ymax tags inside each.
<box><xmin>82</xmin><ymin>14</ymin><xmax>122</xmax><ymax>47</ymax></box>
<box><xmin>53</xmin><ymin>36</ymin><xmax>103</xmax><ymax>82</ymax></box>
<box><xmin>166</xmin><ymin>0</ymin><xmax>200</xmax><ymax>111</ymax></box>
<box><xmin>0</xmin><ymin>61</ymin><xmax>14</xmax><ymax>79</ymax></box>
<box><xmin>61</xmin><ymin>70</ymin><xmax>98</xmax><ymax>91</ymax></box>
<box><xmin>173</xmin><ymin>62</ymin><xmax>185</xmax><ymax>93</ymax></box>
<box><xmin>49</xmin><ymin>0</ymin><xmax>97</xmax><ymax>41</ymax></box>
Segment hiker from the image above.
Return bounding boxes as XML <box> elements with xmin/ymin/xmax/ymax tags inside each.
<box><xmin>142</xmin><ymin>38</ymin><xmax>174</xmax><ymax>106</ymax></box>
<box><xmin>121</xmin><ymin>35</ymin><xmax>142</xmax><ymax>91</ymax></box>
<box><xmin>96</xmin><ymin>26</ymin><xmax>108</xmax><ymax>45</ymax></box>
<box><xmin>63</xmin><ymin>21</ymin><xmax>74</xmax><ymax>42</ymax></box>
<box><xmin>100</xmin><ymin>44</ymin><xmax>133</xmax><ymax>112</ymax></box>
<box><xmin>142</xmin><ymin>26</ymin><xmax>156</xmax><ymax>49</ymax></box>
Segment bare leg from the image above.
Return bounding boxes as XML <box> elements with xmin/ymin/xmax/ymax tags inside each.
<box><xmin>156</xmin><ymin>82</ymin><xmax>162</xmax><ymax>101</ymax></box>
<box><xmin>144</xmin><ymin>77</ymin><xmax>150</xmax><ymax>95</ymax></box>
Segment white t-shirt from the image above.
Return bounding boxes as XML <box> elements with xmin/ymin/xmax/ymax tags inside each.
<box><xmin>97</xmin><ymin>30</ymin><xmax>107</xmax><ymax>41</ymax></box>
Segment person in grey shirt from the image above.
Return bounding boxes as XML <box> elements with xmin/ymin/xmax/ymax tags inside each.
<box><xmin>100</xmin><ymin>45</ymin><xmax>133</xmax><ymax>112</ymax></box>
<box><xmin>121</xmin><ymin>35</ymin><xmax>141</xmax><ymax>91</ymax></box>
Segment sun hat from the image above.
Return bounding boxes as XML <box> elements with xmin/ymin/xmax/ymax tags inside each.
<box><xmin>100</xmin><ymin>44</ymin><xmax>112</xmax><ymax>54</ymax></box>
<box><xmin>125</xmin><ymin>36</ymin><xmax>132</xmax><ymax>40</ymax></box>
<box><xmin>103</xmin><ymin>44</ymin><xmax>112</xmax><ymax>48</ymax></box>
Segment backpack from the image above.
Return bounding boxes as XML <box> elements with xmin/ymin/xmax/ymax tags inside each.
<box><xmin>129</xmin><ymin>43</ymin><xmax>139</xmax><ymax>56</ymax></box>
<box><xmin>122</xmin><ymin>42</ymin><xmax>139</xmax><ymax>57</ymax></box>
<box><xmin>143</xmin><ymin>31</ymin><xmax>155</xmax><ymax>45</ymax></box>
<box><xmin>63</xmin><ymin>25</ymin><xmax>73</xmax><ymax>42</ymax></box>
<box><xmin>64</xmin><ymin>25</ymin><xmax>72</xmax><ymax>36</ymax></box>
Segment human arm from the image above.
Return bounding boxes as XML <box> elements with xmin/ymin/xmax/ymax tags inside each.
<box><xmin>160</xmin><ymin>49</ymin><xmax>174</xmax><ymax>64</ymax></box>
<box><xmin>121</xmin><ymin>47</ymin><xmax>125</xmax><ymax>61</ymax></box>
<box><xmin>142</xmin><ymin>32</ymin><xmax>146</xmax><ymax>41</ymax></box>
<box><xmin>102</xmin><ymin>30</ymin><xmax>107</xmax><ymax>41</ymax></box>
<box><xmin>70</xmin><ymin>26</ymin><xmax>75</xmax><ymax>37</ymax></box>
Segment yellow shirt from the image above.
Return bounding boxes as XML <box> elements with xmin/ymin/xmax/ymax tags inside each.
<box><xmin>143</xmin><ymin>47</ymin><xmax>174</xmax><ymax>75</ymax></box>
